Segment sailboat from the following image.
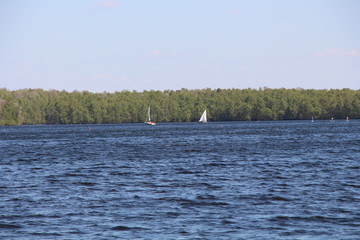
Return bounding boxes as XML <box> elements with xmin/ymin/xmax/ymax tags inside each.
<box><xmin>145</xmin><ymin>105</ymin><xmax>156</xmax><ymax>125</ymax></box>
<box><xmin>199</xmin><ymin>110</ymin><xmax>207</xmax><ymax>123</ymax></box>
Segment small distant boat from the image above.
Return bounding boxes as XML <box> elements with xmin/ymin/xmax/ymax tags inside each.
<box><xmin>199</xmin><ymin>110</ymin><xmax>207</xmax><ymax>123</ymax></box>
<box><xmin>145</xmin><ymin>106</ymin><xmax>156</xmax><ymax>125</ymax></box>
<box><xmin>311</xmin><ymin>116</ymin><xmax>314</xmax><ymax>122</ymax></box>
<box><xmin>331</xmin><ymin>117</ymin><xmax>334</xmax><ymax>122</ymax></box>
<box><xmin>346</xmin><ymin>116</ymin><xmax>349</xmax><ymax>121</ymax></box>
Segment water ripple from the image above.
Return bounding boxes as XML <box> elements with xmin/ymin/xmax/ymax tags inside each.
<box><xmin>1</xmin><ymin>121</ymin><xmax>360</xmax><ymax>239</ymax></box>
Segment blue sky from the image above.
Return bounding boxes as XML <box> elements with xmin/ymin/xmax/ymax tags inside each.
<box><xmin>1</xmin><ymin>0</ymin><xmax>359</xmax><ymax>92</ymax></box>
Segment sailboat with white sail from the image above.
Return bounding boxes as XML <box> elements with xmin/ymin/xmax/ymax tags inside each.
<box><xmin>199</xmin><ymin>110</ymin><xmax>207</xmax><ymax>123</ymax></box>
<box><xmin>145</xmin><ymin>105</ymin><xmax>156</xmax><ymax>125</ymax></box>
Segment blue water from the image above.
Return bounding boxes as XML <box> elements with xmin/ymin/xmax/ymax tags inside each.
<box><xmin>1</xmin><ymin>120</ymin><xmax>359</xmax><ymax>239</ymax></box>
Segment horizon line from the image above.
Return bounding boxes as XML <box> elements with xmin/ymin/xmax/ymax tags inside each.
<box><xmin>2</xmin><ymin>87</ymin><xmax>359</xmax><ymax>93</ymax></box>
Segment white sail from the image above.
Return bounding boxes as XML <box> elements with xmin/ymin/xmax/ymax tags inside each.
<box><xmin>199</xmin><ymin>110</ymin><xmax>207</xmax><ymax>123</ymax></box>
<box><xmin>148</xmin><ymin>105</ymin><xmax>151</xmax><ymax>122</ymax></box>
<box><xmin>145</xmin><ymin>106</ymin><xmax>156</xmax><ymax>125</ymax></box>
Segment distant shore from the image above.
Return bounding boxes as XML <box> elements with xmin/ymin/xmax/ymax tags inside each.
<box><xmin>1</xmin><ymin>88</ymin><xmax>359</xmax><ymax>126</ymax></box>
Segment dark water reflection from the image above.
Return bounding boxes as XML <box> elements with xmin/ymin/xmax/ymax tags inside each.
<box><xmin>1</xmin><ymin>120</ymin><xmax>360</xmax><ymax>239</ymax></box>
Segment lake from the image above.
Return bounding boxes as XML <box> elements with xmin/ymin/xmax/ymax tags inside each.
<box><xmin>1</xmin><ymin>120</ymin><xmax>359</xmax><ymax>239</ymax></box>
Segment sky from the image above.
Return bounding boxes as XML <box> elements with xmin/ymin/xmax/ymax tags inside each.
<box><xmin>1</xmin><ymin>0</ymin><xmax>359</xmax><ymax>92</ymax></box>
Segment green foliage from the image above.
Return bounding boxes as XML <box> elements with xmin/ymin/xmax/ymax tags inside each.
<box><xmin>0</xmin><ymin>88</ymin><xmax>359</xmax><ymax>125</ymax></box>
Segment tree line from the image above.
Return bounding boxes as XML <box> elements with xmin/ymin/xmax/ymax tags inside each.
<box><xmin>0</xmin><ymin>88</ymin><xmax>359</xmax><ymax>125</ymax></box>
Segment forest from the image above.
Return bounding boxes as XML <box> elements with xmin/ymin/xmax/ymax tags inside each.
<box><xmin>0</xmin><ymin>88</ymin><xmax>359</xmax><ymax>125</ymax></box>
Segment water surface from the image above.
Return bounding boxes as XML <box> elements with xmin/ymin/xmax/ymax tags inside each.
<box><xmin>1</xmin><ymin>120</ymin><xmax>359</xmax><ymax>239</ymax></box>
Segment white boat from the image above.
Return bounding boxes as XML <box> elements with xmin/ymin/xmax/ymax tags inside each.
<box><xmin>199</xmin><ymin>110</ymin><xmax>207</xmax><ymax>123</ymax></box>
<box><xmin>145</xmin><ymin>106</ymin><xmax>156</xmax><ymax>125</ymax></box>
